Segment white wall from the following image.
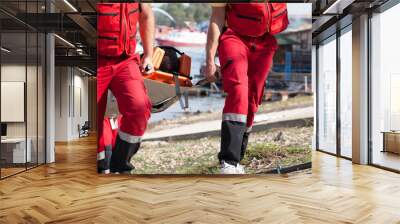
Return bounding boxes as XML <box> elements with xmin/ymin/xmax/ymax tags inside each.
<box><xmin>71</xmin><ymin>72</ymin><xmax>89</xmax><ymax>138</ymax></box>
<box><xmin>1</xmin><ymin>64</ymin><xmax>26</xmax><ymax>81</ymax></box>
<box><xmin>55</xmin><ymin>66</ymin><xmax>69</xmax><ymax>141</ymax></box>
<box><xmin>1</xmin><ymin>63</ymin><xmax>46</xmax><ymax>164</ymax></box>
<box><xmin>54</xmin><ymin>67</ymin><xmax>89</xmax><ymax>141</ymax></box>
<box><xmin>1</xmin><ymin>64</ymin><xmax>29</xmax><ymax>138</ymax></box>
<box><xmin>1</xmin><ymin>65</ymin><xmax>26</xmax><ymax>127</ymax></box>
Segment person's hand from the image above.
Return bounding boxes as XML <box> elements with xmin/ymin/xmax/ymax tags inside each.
<box><xmin>140</xmin><ymin>55</ymin><xmax>154</xmax><ymax>75</ymax></box>
<box><xmin>204</xmin><ymin>62</ymin><xmax>217</xmax><ymax>83</ymax></box>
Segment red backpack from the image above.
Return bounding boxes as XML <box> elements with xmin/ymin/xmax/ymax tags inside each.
<box><xmin>97</xmin><ymin>3</ymin><xmax>139</xmax><ymax>57</ymax></box>
<box><xmin>226</xmin><ymin>3</ymin><xmax>289</xmax><ymax>37</ymax></box>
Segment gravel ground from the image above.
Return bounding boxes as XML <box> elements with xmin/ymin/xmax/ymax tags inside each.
<box><xmin>131</xmin><ymin>125</ymin><xmax>312</xmax><ymax>174</ymax></box>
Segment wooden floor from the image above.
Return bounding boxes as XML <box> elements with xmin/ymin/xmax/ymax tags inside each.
<box><xmin>1</xmin><ymin>135</ymin><xmax>400</xmax><ymax>223</ymax></box>
<box><xmin>372</xmin><ymin>151</ymin><xmax>400</xmax><ymax>171</ymax></box>
<box><xmin>1</xmin><ymin>167</ymin><xmax>26</xmax><ymax>178</ymax></box>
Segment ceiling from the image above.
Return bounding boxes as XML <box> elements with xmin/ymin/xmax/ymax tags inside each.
<box><xmin>310</xmin><ymin>0</ymin><xmax>391</xmax><ymax>43</ymax></box>
<box><xmin>0</xmin><ymin>0</ymin><xmax>97</xmax><ymax>72</ymax></box>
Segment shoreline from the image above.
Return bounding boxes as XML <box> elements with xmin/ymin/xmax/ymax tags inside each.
<box><xmin>147</xmin><ymin>95</ymin><xmax>313</xmax><ymax>132</ymax></box>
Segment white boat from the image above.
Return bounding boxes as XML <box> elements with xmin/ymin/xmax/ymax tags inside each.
<box><xmin>156</xmin><ymin>30</ymin><xmax>207</xmax><ymax>47</ymax></box>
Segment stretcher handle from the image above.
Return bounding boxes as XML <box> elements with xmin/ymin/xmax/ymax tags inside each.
<box><xmin>195</xmin><ymin>64</ymin><xmax>222</xmax><ymax>86</ymax></box>
<box><xmin>195</xmin><ymin>78</ymin><xmax>209</xmax><ymax>86</ymax></box>
<box><xmin>144</xmin><ymin>64</ymin><xmax>153</xmax><ymax>73</ymax></box>
<box><xmin>173</xmin><ymin>73</ymin><xmax>189</xmax><ymax>110</ymax></box>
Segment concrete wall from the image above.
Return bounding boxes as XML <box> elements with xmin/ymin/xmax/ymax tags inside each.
<box><xmin>54</xmin><ymin>67</ymin><xmax>89</xmax><ymax>141</ymax></box>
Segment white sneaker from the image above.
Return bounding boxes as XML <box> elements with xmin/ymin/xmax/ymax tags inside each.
<box><xmin>236</xmin><ymin>164</ymin><xmax>245</xmax><ymax>174</ymax></box>
<box><xmin>221</xmin><ymin>161</ymin><xmax>238</xmax><ymax>174</ymax></box>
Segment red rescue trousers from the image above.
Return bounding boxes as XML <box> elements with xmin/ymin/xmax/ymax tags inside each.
<box><xmin>97</xmin><ymin>56</ymin><xmax>152</xmax><ymax>151</ymax></box>
<box><xmin>97</xmin><ymin>115</ymin><xmax>122</xmax><ymax>161</ymax></box>
<box><xmin>218</xmin><ymin>28</ymin><xmax>278</xmax><ymax>164</ymax></box>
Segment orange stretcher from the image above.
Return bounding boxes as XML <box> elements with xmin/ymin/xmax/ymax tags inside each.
<box><xmin>142</xmin><ymin>46</ymin><xmax>193</xmax><ymax>113</ymax></box>
<box><xmin>143</xmin><ymin>71</ymin><xmax>193</xmax><ymax>87</ymax></box>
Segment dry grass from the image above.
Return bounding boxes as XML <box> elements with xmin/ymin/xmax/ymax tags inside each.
<box><xmin>132</xmin><ymin>125</ymin><xmax>312</xmax><ymax>174</ymax></box>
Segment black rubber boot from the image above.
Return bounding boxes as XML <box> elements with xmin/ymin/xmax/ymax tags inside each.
<box><xmin>97</xmin><ymin>145</ymin><xmax>113</xmax><ymax>174</ymax></box>
<box><xmin>240</xmin><ymin>132</ymin><xmax>250</xmax><ymax>161</ymax></box>
<box><xmin>110</xmin><ymin>135</ymin><xmax>140</xmax><ymax>174</ymax></box>
<box><xmin>218</xmin><ymin>121</ymin><xmax>246</xmax><ymax>166</ymax></box>
<box><xmin>97</xmin><ymin>160</ymin><xmax>105</xmax><ymax>174</ymax></box>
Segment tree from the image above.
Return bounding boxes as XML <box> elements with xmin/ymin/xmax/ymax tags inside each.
<box><xmin>159</xmin><ymin>3</ymin><xmax>211</xmax><ymax>27</ymax></box>
<box><xmin>191</xmin><ymin>4</ymin><xmax>210</xmax><ymax>23</ymax></box>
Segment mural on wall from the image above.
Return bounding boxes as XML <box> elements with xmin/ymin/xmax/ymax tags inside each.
<box><xmin>97</xmin><ymin>3</ymin><xmax>313</xmax><ymax>175</ymax></box>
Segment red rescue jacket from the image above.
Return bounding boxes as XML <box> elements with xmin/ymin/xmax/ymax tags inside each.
<box><xmin>97</xmin><ymin>3</ymin><xmax>139</xmax><ymax>57</ymax></box>
<box><xmin>226</xmin><ymin>3</ymin><xmax>289</xmax><ymax>37</ymax></box>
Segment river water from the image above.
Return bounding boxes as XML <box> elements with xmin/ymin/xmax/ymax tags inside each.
<box><xmin>149</xmin><ymin>46</ymin><xmax>225</xmax><ymax>123</ymax></box>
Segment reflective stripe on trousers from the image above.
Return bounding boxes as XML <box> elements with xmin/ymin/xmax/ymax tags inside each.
<box><xmin>222</xmin><ymin>113</ymin><xmax>247</xmax><ymax>123</ymax></box>
<box><xmin>222</xmin><ymin>113</ymin><xmax>253</xmax><ymax>133</ymax></box>
<box><xmin>118</xmin><ymin>130</ymin><xmax>142</xmax><ymax>144</ymax></box>
<box><xmin>98</xmin><ymin>150</ymin><xmax>105</xmax><ymax>160</ymax></box>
